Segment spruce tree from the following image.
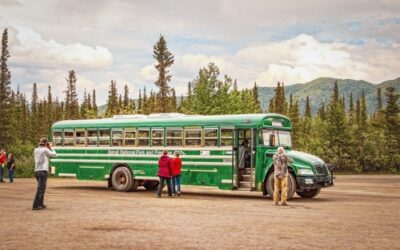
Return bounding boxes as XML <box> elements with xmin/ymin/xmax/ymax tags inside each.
<box><xmin>348</xmin><ymin>92</ymin><xmax>354</xmax><ymax>125</ymax></box>
<box><xmin>123</xmin><ymin>85</ymin><xmax>129</xmax><ymax>108</ymax></box>
<box><xmin>317</xmin><ymin>102</ymin><xmax>326</xmax><ymax>120</ymax></box>
<box><xmin>92</xmin><ymin>89</ymin><xmax>98</xmax><ymax>117</ymax></box>
<box><xmin>360</xmin><ymin>92</ymin><xmax>368</xmax><ymax>128</ymax></box>
<box><xmin>383</xmin><ymin>86</ymin><xmax>400</xmax><ymax>170</ymax></box>
<box><xmin>305</xmin><ymin>96</ymin><xmax>311</xmax><ymax>118</ymax></box>
<box><xmin>326</xmin><ymin>80</ymin><xmax>350</xmax><ymax>169</ymax></box>
<box><xmin>138</xmin><ymin>89</ymin><xmax>142</xmax><ymax>113</ymax></box>
<box><xmin>268</xmin><ymin>98</ymin><xmax>275</xmax><ymax>113</ymax></box>
<box><xmin>171</xmin><ymin>87</ymin><xmax>177</xmax><ymax>112</ymax></box>
<box><xmin>0</xmin><ymin>28</ymin><xmax>11</xmax><ymax>147</ymax></box>
<box><xmin>65</xmin><ymin>70</ymin><xmax>79</xmax><ymax>119</ymax></box>
<box><xmin>252</xmin><ymin>82</ymin><xmax>261</xmax><ymax>113</ymax></box>
<box><xmin>142</xmin><ymin>87</ymin><xmax>148</xmax><ymax>114</ymax></box>
<box><xmin>153</xmin><ymin>35</ymin><xmax>174</xmax><ymax>112</ymax></box>
<box><xmin>30</xmin><ymin>83</ymin><xmax>39</xmax><ymax>143</ymax></box>
<box><xmin>106</xmin><ymin>80</ymin><xmax>118</xmax><ymax>117</ymax></box>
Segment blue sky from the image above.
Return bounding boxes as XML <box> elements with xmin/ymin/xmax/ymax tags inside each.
<box><xmin>0</xmin><ymin>0</ymin><xmax>399</xmax><ymax>104</ymax></box>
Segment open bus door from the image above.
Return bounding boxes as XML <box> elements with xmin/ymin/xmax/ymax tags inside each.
<box><xmin>234</xmin><ymin>129</ymin><xmax>256</xmax><ymax>191</ymax></box>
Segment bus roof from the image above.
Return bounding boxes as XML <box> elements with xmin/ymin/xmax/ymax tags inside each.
<box><xmin>51</xmin><ymin>113</ymin><xmax>291</xmax><ymax>130</ymax></box>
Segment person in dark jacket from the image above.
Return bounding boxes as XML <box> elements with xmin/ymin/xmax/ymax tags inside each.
<box><xmin>156</xmin><ymin>150</ymin><xmax>172</xmax><ymax>197</ymax></box>
<box><xmin>6</xmin><ymin>154</ymin><xmax>16</xmax><ymax>183</ymax></box>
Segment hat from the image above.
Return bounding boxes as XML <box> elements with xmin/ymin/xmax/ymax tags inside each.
<box><xmin>39</xmin><ymin>137</ymin><xmax>48</xmax><ymax>146</ymax></box>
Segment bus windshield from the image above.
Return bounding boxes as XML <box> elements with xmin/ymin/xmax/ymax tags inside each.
<box><xmin>260</xmin><ymin>129</ymin><xmax>292</xmax><ymax>148</ymax></box>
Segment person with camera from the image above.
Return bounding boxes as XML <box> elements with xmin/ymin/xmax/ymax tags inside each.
<box><xmin>32</xmin><ymin>138</ymin><xmax>56</xmax><ymax>210</ymax></box>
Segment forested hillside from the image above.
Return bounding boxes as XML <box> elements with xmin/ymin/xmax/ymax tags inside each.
<box><xmin>258</xmin><ymin>77</ymin><xmax>400</xmax><ymax>115</ymax></box>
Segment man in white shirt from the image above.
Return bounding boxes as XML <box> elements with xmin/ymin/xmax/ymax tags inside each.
<box><xmin>32</xmin><ymin>138</ymin><xmax>56</xmax><ymax>210</ymax></box>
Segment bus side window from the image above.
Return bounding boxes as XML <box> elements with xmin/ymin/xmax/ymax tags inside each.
<box><xmin>185</xmin><ymin>128</ymin><xmax>202</xmax><ymax>147</ymax></box>
<box><xmin>99</xmin><ymin>129</ymin><xmax>110</xmax><ymax>146</ymax></box>
<box><xmin>63</xmin><ymin>130</ymin><xmax>74</xmax><ymax>146</ymax></box>
<box><xmin>152</xmin><ymin>128</ymin><xmax>164</xmax><ymax>147</ymax></box>
<box><xmin>112</xmin><ymin>129</ymin><xmax>123</xmax><ymax>146</ymax></box>
<box><xmin>53</xmin><ymin>131</ymin><xmax>62</xmax><ymax>146</ymax></box>
<box><xmin>220</xmin><ymin>128</ymin><xmax>233</xmax><ymax>146</ymax></box>
<box><xmin>75</xmin><ymin>130</ymin><xmax>86</xmax><ymax>146</ymax></box>
<box><xmin>124</xmin><ymin>129</ymin><xmax>136</xmax><ymax>147</ymax></box>
<box><xmin>87</xmin><ymin>129</ymin><xmax>98</xmax><ymax>146</ymax></box>
<box><xmin>166</xmin><ymin>128</ymin><xmax>183</xmax><ymax>146</ymax></box>
<box><xmin>204</xmin><ymin>128</ymin><xmax>218</xmax><ymax>146</ymax></box>
<box><xmin>138</xmin><ymin>129</ymin><xmax>149</xmax><ymax>146</ymax></box>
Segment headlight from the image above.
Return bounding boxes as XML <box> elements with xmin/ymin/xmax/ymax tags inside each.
<box><xmin>297</xmin><ymin>169</ymin><xmax>314</xmax><ymax>176</ymax></box>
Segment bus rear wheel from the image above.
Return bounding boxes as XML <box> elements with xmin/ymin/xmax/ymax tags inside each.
<box><xmin>111</xmin><ymin>166</ymin><xmax>134</xmax><ymax>192</ymax></box>
<box><xmin>296</xmin><ymin>188</ymin><xmax>321</xmax><ymax>198</ymax></box>
<box><xmin>265</xmin><ymin>172</ymin><xmax>296</xmax><ymax>200</ymax></box>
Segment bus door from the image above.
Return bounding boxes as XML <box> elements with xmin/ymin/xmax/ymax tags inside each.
<box><xmin>236</xmin><ymin>129</ymin><xmax>256</xmax><ymax>190</ymax></box>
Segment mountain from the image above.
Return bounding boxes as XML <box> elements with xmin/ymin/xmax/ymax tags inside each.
<box><xmin>97</xmin><ymin>77</ymin><xmax>400</xmax><ymax>116</ymax></box>
<box><xmin>258</xmin><ymin>77</ymin><xmax>400</xmax><ymax>115</ymax></box>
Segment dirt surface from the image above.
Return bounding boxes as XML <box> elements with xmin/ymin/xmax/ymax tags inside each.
<box><xmin>1</xmin><ymin>175</ymin><xmax>399</xmax><ymax>249</ymax></box>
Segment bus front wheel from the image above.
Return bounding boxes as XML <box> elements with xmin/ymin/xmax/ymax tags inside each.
<box><xmin>265</xmin><ymin>172</ymin><xmax>296</xmax><ymax>200</ymax></box>
<box><xmin>111</xmin><ymin>167</ymin><xmax>134</xmax><ymax>192</ymax></box>
<box><xmin>296</xmin><ymin>188</ymin><xmax>321</xmax><ymax>198</ymax></box>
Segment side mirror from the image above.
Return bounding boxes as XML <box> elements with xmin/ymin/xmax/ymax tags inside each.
<box><xmin>269</xmin><ymin>134</ymin><xmax>275</xmax><ymax>147</ymax></box>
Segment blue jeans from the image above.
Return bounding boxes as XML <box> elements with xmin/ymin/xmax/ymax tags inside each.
<box><xmin>0</xmin><ymin>166</ymin><xmax>4</xmax><ymax>181</ymax></box>
<box><xmin>8</xmin><ymin>169</ymin><xmax>14</xmax><ymax>183</ymax></box>
<box><xmin>33</xmin><ymin>171</ymin><xmax>48</xmax><ymax>209</ymax></box>
<box><xmin>157</xmin><ymin>176</ymin><xmax>172</xmax><ymax>197</ymax></box>
<box><xmin>171</xmin><ymin>175</ymin><xmax>181</xmax><ymax>194</ymax></box>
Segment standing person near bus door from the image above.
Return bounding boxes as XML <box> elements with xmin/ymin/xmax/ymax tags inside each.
<box><xmin>6</xmin><ymin>154</ymin><xmax>16</xmax><ymax>183</ymax></box>
<box><xmin>32</xmin><ymin>138</ymin><xmax>57</xmax><ymax>210</ymax></box>
<box><xmin>0</xmin><ymin>149</ymin><xmax>6</xmax><ymax>182</ymax></box>
<box><xmin>156</xmin><ymin>150</ymin><xmax>173</xmax><ymax>198</ymax></box>
<box><xmin>273</xmin><ymin>146</ymin><xmax>293</xmax><ymax>206</ymax></box>
<box><xmin>171</xmin><ymin>151</ymin><xmax>182</xmax><ymax>196</ymax></box>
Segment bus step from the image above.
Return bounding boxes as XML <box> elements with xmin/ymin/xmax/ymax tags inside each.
<box><xmin>244</xmin><ymin>168</ymin><xmax>255</xmax><ymax>174</ymax></box>
<box><xmin>242</xmin><ymin>174</ymin><xmax>255</xmax><ymax>182</ymax></box>
<box><xmin>239</xmin><ymin>181</ymin><xmax>252</xmax><ymax>189</ymax></box>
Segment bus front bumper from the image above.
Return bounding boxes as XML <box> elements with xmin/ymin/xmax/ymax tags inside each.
<box><xmin>296</xmin><ymin>174</ymin><xmax>334</xmax><ymax>190</ymax></box>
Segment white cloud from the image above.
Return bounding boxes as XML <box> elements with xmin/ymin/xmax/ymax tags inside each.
<box><xmin>8</xmin><ymin>25</ymin><xmax>113</xmax><ymax>70</ymax></box>
<box><xmin>148</xmin><ymin>34</ymin><xmax>400</xmax><ymax>90</ymax></box>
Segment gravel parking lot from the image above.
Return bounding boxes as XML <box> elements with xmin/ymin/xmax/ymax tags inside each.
<box><xmin>0</xmin><ymin>175</ymin><xmax>399</xmax><ymax>249</ymax></box>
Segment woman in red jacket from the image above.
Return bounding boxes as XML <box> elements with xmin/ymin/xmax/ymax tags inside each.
<box><xmin>171</xmin><ymin>151</ymin><xmax>182</xmax><ymax>196</ymax></box>
<box><xmin>156</xmin><ymin>150</ymin><xmax>172</xmax><ymax>197</ymax></box>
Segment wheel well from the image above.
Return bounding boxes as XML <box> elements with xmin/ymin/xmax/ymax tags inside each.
<box><xmin>110</xmin><ymin>163</ymin><xmax>133</xmax><ymax>178</ymax></box>
<box><xmin>262</xmin><ymin>165</ymin><xmax>296</xmax><ymax>195</ymax></box>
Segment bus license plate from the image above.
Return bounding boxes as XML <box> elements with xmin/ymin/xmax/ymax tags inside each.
<box><xmin>305</xmin><ymin>178</ymin><xmax>314</xmax><ymax>184</ymax></box>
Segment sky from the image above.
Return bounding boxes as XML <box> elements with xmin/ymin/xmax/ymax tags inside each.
<box><xmin>0</xmin><ymin>0</ymin><xmax>399</xmax><ymax>104</ymax></box>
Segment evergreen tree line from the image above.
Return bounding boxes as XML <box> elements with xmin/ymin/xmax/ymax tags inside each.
<box><xmin>269</xmin><ymin>81</ymin><xmax>400</xmax><ymax>172</ymax></box>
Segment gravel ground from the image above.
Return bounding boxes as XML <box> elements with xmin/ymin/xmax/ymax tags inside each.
<box><xmin>0</xmin><ymin>175</ymin><xmax>399</xmax><ymax>249</ymax></box>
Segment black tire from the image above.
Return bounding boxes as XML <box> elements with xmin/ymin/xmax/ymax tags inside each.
<box><xmin>143</xmin><ymin>181</ymin><xmax>159</xmax><ymax>191</ymax></box>
<box><xmin>111</xmin><ymin>167</ymin><xmax>134</xmax><ymax>192</ymax></box>
<box><xmin>296</xmin><ymin>188</ymin><xmax>321</xmax><ymax>198</ymax></box>
<box><xmin>265</xmin><ymin>172</ymin><xmax>296</xmax><ymax>200</ymax></box>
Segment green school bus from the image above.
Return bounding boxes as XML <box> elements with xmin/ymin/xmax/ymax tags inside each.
<box><xmin>50</xmin><ymin>113</ymin><xmax>333</xmax><ymax>199</ymax></box>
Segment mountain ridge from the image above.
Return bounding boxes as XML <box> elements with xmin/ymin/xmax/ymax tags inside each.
<box><xmin>258</xmin><ymin>77</ymin><xmax>400</xmax><ymax>115</ymax></box>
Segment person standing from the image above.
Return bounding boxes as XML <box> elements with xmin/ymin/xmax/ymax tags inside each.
<box><xmin>171</xmin><ymin>151</ymin><xmax>182</xmax><ymax>196</ymax></box>
<box><xmin>0</xmin><ymin>149</ymin><xmax>6</xmax><ymax>182</ymax></box>
<box><xmin>32</xmin><ymin>138</ymin><xmax>56</xmax><ymax>210</ymax></box>
<box><xmin>273</xmin><ymin>146</ymin><xmax>293</xmax><ymax>206</ymax></box>
<box><xmin>6</xmin><ymin>154</ymin><xmax>15</xmax><ymax>183</ymax></box>
<box><xmin>156</xmin><ymin>150</ymin><xmax>172</xmax><ymax>198</ymax></box>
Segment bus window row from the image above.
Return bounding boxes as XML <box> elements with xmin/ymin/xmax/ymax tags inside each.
<box><xmin>52</xmin><ymin>128</ymin><xmax>234</xmax><ymax>147</ymax></box>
